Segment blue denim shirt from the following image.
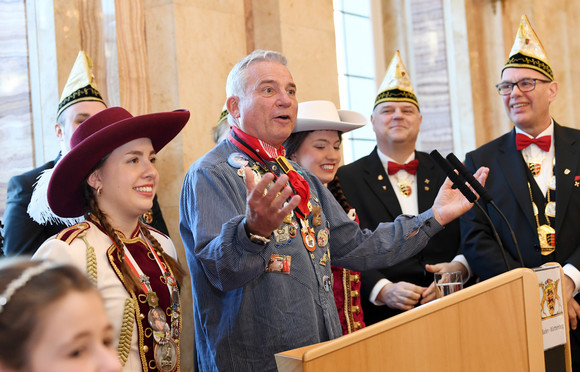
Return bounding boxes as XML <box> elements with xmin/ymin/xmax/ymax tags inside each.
<box><xmin>179</xmin><ymin>140</ymin><xmax>442</xmax><ymax>371</ymax></box>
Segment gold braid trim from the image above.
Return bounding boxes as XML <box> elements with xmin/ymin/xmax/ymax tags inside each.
<box><xmin>79</xmin><ymin>232</ymin><xmax>98</xmax><ymax>287</ymax></box>
<box><xmin>106</xmin><ymin>245</ymin><xmax>148</xmax><ymax>371</ymax></box>
<box><xmin>117</xmin><ymin>298</ymin><xmax>135</xmax><ymax>366</ymax></box>
<box><xmin>342</xmin><ymin>268</ymin><xmax>355</xmax><ymax>334</ymax></box>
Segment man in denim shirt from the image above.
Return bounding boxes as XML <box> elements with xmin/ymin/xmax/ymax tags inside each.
<box><xmin>179</xmin><ymin>49</ymin><xmax>488</xmax><ymax>371</ymax></box>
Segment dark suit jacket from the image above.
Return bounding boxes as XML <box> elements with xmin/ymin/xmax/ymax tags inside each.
<box><xmin>336</xmin><ymin>148</ymin><xmax>461</xmax><ymax>324</ymax></box>
<box><xmin>3</xmin><ymin>155</ymin><xmax>169</xmax><ymax>256</ymax></box>
<box><xmin>461</xmin><ymin>122</ymin><xmax>580</xmax><ymax>279</ymax></box>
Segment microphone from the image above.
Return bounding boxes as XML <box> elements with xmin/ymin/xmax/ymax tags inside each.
<box><xmin>446</xmin><ymin>153</ymin><xmax>493</xmax><ymax>204</ymax></box>
<box><xmin>445</xmin><ymin>152</ymin><xmax>525</xmax><ymax>269</ymax></box>
<box><xmin>429</xmin><ymin>150</ymin><xmax>476</xmax><ymax>203</ymax></box>
<box><xmin>430</xmin><ymin>150</ymin><xmax>512</xmax><ymax>271</ymax></box>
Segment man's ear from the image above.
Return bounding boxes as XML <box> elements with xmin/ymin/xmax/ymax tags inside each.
<box><xmin>54</xmin><ymin>123</ymin><xmax>64</xmax><ymax>141</ymax></box>
<box><xmin>227</xmin><ymin>96</ymin><xmax>241</xmax><ymax>119</ymax></box>
<box><xmin>87</xmin><ymin>170</ymin><xmax>102</xmax><ymax>190</ymax></box>
<box><xmin>547</xmin><ymin>80</ymin><xmax>559</xmax><ymax>103</ymax></box>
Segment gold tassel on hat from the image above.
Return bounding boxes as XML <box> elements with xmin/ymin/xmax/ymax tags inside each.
<box><xmin>56</xmin><ymin>51</ymin><xmax>106</xmax><ymax>118</ymax></box>
<box><xmin>374</xmin><ymin>51</ymin><xmax>419</xmax><ymax>110</ymax></box>
<box><xmin>503</xmin><ymin>15</ymin><xmax>553</xmax><ymax>80</ymax></box>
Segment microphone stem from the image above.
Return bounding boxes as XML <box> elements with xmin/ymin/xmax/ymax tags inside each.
<box><xmin>475</xmin><ymin>201</ymin><xmax>511</xmax><ymax>272</ymax></box>
<box><xmin>490</xmin><ymin>201</ymin><xmax>525</xmax><ymax>268</ymax></box>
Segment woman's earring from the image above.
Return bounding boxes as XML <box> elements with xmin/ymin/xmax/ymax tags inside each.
<box><xmin>97</xmin><ymin>187</ymin><xmax>102</xmax><ymax>197</ymax></box>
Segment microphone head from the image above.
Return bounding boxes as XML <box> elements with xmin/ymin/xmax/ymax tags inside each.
<box><xmin>430</xmin><ymin>150</ymin><xmax>477</xmax><ymax>203</ymax></box>
<box><xmin>445</xmin><ymin>152</ymin><xmax>493</xmax><ymax>204</ymax></box>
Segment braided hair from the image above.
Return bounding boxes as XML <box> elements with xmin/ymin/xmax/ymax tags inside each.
<box><xmin>83</xmin><ymin>181</ymin><xmax>185</xmax><ymax>294</ymax></box>
<box><xmin>327</xmin><ymin>175</ymin><xmax>353</xmax><ymax>215</ymax></box>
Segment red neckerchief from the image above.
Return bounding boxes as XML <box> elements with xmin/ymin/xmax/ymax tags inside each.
<box><xmin>229</xmin><ymin>126</ymin><xmax>285</xmax><ymax>161</ymax></box>
<box><xmin>228</xmin><ymin>126</ymin><xmax>311</xmax><ymax>219</ymax></box>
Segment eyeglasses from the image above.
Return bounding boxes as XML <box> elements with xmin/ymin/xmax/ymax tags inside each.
<box><xmin>495</xmin><ymin>78</ymin><xmax>552</xmax><ymax>95</ymax></box>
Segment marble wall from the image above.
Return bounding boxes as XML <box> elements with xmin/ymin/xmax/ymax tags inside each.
<box><xmin>0</xmin><ymin>0</ymin><xmax>32</xmax><ymax>219</ymax></box>
<box><xmin>409</xmin><ymin>0</ymin><xmax>454</xmax><ymax>154</ymax></box>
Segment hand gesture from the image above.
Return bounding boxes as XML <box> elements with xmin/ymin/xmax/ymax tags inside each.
<box><xmin>243</xmin><ymin>167</ymin><xmax>300</xmax><ymax>237</ymax></box>
<box><xmin>432</xmin><ymin>166</ymin><xmax>489</xmax><ymax>225</ymax></box>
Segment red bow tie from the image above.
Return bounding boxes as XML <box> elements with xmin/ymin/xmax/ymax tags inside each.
<box><xmin>387</xmin><ymin>159</ymin><xmax>419</xmax><ymax>175</ymax></box>
<box><xmin>515</xmin><ymin>133</ymin><xmax>551</xmax><ymax>152</ymax></box>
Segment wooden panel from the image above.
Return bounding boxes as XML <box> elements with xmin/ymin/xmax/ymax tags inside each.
<box><xmin>54</xmin><ymin>0</ymin><xmax>81</xmax><ymax>93</ymax></box>
<box><xmin>79</xmin><ymin>0</ymin><xmax>108</xmax><ymax>104</ymax></box>
<box><xmin>115</xmin><ymin>0</ymin><xmax>149</xmax><ymax>115</ymax></box>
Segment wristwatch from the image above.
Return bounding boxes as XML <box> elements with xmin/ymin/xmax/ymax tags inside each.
<box><xmin>243</xmin><ymin>218</ymin><xmax>271</xmax><ymax>245</ymax></box>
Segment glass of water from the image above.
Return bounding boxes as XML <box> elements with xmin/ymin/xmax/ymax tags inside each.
<box><xmin>434</xmin><ymin>271</ymin><xmax>463</xmax><ymax>298</ymax></box>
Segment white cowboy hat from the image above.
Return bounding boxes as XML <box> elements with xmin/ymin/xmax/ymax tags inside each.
<box><xmin>294</xmin><ymin>100</ymin><xmax>367</xmax><ymax>133</ymax></box>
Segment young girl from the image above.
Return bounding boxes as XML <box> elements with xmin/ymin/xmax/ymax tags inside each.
<box><xmin>0</xmin><ymin>258</ymin><xmax>122</xmax><ymax>372</ymax></box>
<box><xmin>34</xmin><ymin>107</ymin><xmax>189</xmax><ymax>372</ymax></box>
<box><xmin>284</xmin><ymin>100</ymin><xmax>367</xmax><ymax>334</ymax></box>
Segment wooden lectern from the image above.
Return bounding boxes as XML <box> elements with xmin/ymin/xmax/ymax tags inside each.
<box><xmin>275</xmin><ymin>268</ymin><xmax>571</xmax><ymax>372</ymax></box>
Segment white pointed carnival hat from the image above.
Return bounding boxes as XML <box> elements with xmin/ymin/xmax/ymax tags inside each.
<box><xmin>56</xmin><ymin>51</ymin><xmax>106</xmax><ymax>118</ymax></box>
<box><xmin>374</xmin><ymin>50</ymin><xmax>419</xmax><ymax>110</ymax></box>
<box><xmin>503</xmin><ymin>14</ymin><xmax>553</xmax><ymax>80</ymax></box>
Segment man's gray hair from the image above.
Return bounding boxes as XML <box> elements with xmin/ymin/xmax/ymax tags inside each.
<box><xmin>225</xmin><ymin>49</ymin><xmax>288</xmax><ymax>99</ymax></box>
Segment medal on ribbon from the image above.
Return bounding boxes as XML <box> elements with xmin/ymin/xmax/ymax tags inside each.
<box><xmin>154</xmin><ymin>339</ymin><xmax>178</xmax><ymax>372</ymax></box>
<box><xmin>123</xmin><ymin>237</ymin><xmax>180</xmax><ymax>372</ymax></box>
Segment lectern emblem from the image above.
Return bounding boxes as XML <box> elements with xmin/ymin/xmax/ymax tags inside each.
<box><xmin>539</xmin><ymin>278</ymin><xmax>562</xmax><ymax>318</ymax></box>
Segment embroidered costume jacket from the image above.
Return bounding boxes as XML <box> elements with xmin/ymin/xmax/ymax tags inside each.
<box><xmin>34</xmin><ymin>220</ymin><xmax>180</xmax><ymax>372</ymax></box>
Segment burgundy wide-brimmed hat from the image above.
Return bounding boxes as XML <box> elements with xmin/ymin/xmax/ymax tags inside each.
<box><xmin>48</xmin><ymin>106</ymin><xmax>190</xmax><ymax>217</ymax></box>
